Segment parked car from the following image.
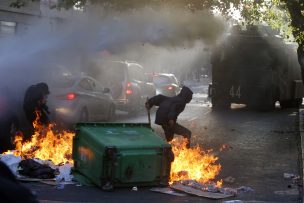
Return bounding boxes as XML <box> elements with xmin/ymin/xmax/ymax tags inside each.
<box><xmin>148</xmin><ymin>73</ymin><xmax>181</xmax><ymax>97</ymax></box>
<box><xmin>85</xmin><ymin>60</ymin><xmax>156</xmax><ymax>114</ymax></box>
<box><xmin>48</xmin><ymin>75</ymin><xmax>115</xmax><ymax>127</ymax></box>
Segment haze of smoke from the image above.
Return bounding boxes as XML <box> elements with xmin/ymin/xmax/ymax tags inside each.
<box><xmin>117</xmin><ymin>41</ymin><xmax>211</xmax><ymax>79</ymax></box>
<box><xmin>95</xmin><ymin>6</ymin><xmax>225</xmax><ymax>52</ymax></box>
<box><xmin>0</xmin><ymin>5</ymin><xmax>225</xmax><ymax>119</ymax></box>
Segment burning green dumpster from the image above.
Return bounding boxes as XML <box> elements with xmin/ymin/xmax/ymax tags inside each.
<box><xmin>72</xmin><ymin>123</ymin><xmax>173</xmax><ymax>189</ymax></box>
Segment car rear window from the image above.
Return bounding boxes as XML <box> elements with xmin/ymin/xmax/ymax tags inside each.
<box><xmin>51</xmin><ymin>78</ymin><xmax>76</xmax><ymax>88</ymax></box>
<box><xmin>90</xmin><ymin>61</ymin><xmax>125</xmax><ymax>84</ymax></box>
<box><xmin>153</xmin><ymin>75</ymin><xmax>172</xmax><ymax>85</ymax></box>
<box><xmin>128</xmin><ymin>64</ymin><xmax>145</xmax><ymax>81</ymax></box>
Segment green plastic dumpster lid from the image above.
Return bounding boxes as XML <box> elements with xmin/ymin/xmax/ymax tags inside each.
<box><xmin>75</xmin><ymin>123</ymin><xmax>170</xmax><ymax>148</ymax></box>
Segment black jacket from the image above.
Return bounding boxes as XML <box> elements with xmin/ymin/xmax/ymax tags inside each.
<box><xmin>148</xmin><ymin>86</ymin><xmax>193</xmax><ymax>125</ymax></box>
<box><xmin>23</xmin><ymin>85</ymin><xmax>49</xmax><ymax>123</ymax></box>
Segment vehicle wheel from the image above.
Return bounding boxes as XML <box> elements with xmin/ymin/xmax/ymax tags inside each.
<box><xmin>212</xmin><ymin>96</ymin><xmax>230</xmax><ymax>110</ymax></box>
<box><xmin>247</xmin><ymin>100</ymin><xmax>275</xmax><ymax>111</ymax></box>
<box><xmin>280</xmin><ymin>100</ymin><xmax>290</xmax><ymax>109</ymax></box>
<box><xmin>107</xmin><ymin>105</ymin><xmax>116</xmax><ymax>121</ymax></box>
<box><xmin>280</xmin><ymin>99</ymin><xmax>302</xmax><ymax>109</ymax></box>
<box><xmin>294</xmin><ymin>98</ymin><xmax>303</xmax><ymax>108</ymax></box>
<box><xmin>79</xmin><ymin>108</ymin><xmax>89</xmax><ymax>122</ymax></box>
<box><xmin>128</xmin><ymin>97</ymin><xmax>141</xmax><ymax>115</ymax></box>
<box><xmin>261</xmin><ymin>101</ymin><xmax>275</xmax><ymax>111</ymax></box>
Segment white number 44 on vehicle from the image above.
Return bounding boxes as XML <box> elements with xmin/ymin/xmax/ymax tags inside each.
<box><xmin>229</xmin><ymin>86</ymin><xmax>241</xmax><ymax>98</ymax></box>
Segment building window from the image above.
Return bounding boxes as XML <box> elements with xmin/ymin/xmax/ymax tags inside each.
<box><xmin>0</xmin><ymin>21</ymin><xmax>17</xmax><ymax>37</ymax></box>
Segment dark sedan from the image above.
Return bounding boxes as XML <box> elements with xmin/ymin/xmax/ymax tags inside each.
<box><xmin>48</xmin><ymin>75</ymin><xmax>115</xmax><ymax>127</ymax></box>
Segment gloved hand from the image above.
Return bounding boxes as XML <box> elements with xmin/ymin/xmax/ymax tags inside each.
<box><xmin>145</xmin><ymin>101</ymin><xmax>151</xmax><ymax>110</ymax></box>
<box><xmin>168</xmin><ymin>120</ymin><xmax>175</xmax><ymax>127</ymax></box>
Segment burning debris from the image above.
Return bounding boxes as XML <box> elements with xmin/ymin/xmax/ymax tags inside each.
<box><xmin>168</xmin><ymin>137</ymin><xmax>226</xmax><ymax>197</ymax></box>
<box><xmin>18</xmin><ymin>159</ymin><xmax>56</xmax><ymax>179</ymax></box>
<box><xmin>168</xmin><ymin>138</ymin><xmax>253</xmax><ymax>198</ymax></box>
<box><xmin>1</xmin><ymin>110</ymin><xmax>74</xmax><ymax>182</ymax></box>
<box><xmin>0</xmin><ymin>112</ymin><xmax>252</xmax><ymax>199</ymax></box>
<box><xmin>4</xmin><ymin>111</ymin><xmax>75</xmax><ymax>165</ymax></box>
<box><xmin>169</xmin><ymin>137</ymin><xmax>222</xmax><ymax>186</ymax></box>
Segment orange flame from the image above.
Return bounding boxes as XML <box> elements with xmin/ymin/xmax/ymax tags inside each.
<box><xmin>170</xmin><ymin>137</ymin><xmax>222</xmax><ymax>186</ymax></box>
<box><xmin>5</xmin><ymin>110</ymin><xmax>75</xmax><ymax>165</ymax></box>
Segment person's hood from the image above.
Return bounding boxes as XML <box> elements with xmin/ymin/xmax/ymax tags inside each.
<box><xmin>178</xmin><ymin>86</ymin><xmax>193</xmax><ymax>103</ymax></box>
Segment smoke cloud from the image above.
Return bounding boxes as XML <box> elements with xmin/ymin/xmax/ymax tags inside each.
<box><xmin>0</xmin><ymin>5</ymin><xmax>225</xmax><ymax>121</ymax></box>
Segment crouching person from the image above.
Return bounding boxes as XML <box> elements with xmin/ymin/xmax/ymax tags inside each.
<box><xmin>23</xmin><ymin>82</ymin><xmax>50</xmax><ymax>140</ymax></box>
<box><xmin>146</xmin><ymin>86</ymin><xmax>193</xmax><ymax>148</ymax></box>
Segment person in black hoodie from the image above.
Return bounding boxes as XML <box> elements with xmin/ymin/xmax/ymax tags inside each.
<box><xmin>146</xmin><ymin>86</ymin><xmax>193</xmax><ymax>148</ymax></box>
<box><xmin>23</xmin><ymin>82</ymin><xmax>50</xmax><ymax>140</ymax></box>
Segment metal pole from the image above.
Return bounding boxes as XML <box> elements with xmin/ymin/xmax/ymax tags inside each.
<box><xmin>146</xmin><ymin>97</ymin><xmax>151</xmax><ymax>128</ymax></box>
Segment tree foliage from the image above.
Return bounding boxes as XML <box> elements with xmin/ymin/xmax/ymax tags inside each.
<box><xmin>10</xmin><ymin>0</ymin><xmax>304</xmax><ymax>78</ymax></box>
<box><xmin>12</xmin><ymin>1</ymin><xmax>303</xmax><ymax>43</ymax></box>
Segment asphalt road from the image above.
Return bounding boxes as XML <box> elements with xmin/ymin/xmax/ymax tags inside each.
<box><xmin>25</xmin><ymin>94</ymin><xmax>302</xmax><ymax>203</ymax></box>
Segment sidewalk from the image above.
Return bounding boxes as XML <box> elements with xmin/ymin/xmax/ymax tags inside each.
<box><xmin>298</xmin><ymin>108</ymin><xmax>304</xmax><ymax>202</ymax></box>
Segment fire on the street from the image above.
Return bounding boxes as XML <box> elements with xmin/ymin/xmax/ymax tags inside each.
<box><xmin>5</xmin><ymin>112</ymin><xmax>222</xmax><ymax>186</ymax></box>
<box><xmin>169</xmin><ymin>137</ymin><xmax>222</xmax><ymax>187</ymax></box>
<box><xmin>5</xmin><ymin>111</ymin><xmax>75</xmax><ymax>165</ymax></box>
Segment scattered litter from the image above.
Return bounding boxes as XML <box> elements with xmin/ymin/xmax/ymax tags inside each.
<box><xmin>223</xmin><ymin>200</ymin><xmax>244</xmax><ymax>203</ymax></box>
<box><xmin>176</xmin><ymin>180</ymin><xmax>236</xmax><ymax>195</ymax></box>
<box><xmin>274</xmin><ymin>188</ymin><xmax>299</xmax><ymax>196</ymax></box>
<box><xmin>237</xmin><ymin>186</ymin><xmax>254</xmax><ymax>193</ymax></box>
<box><xmin>292</xmin><ymin>176</ymin><xmax>301</xmax><ymax>185</ymax></box>
<box><xmin>224</xmin><ymin>176</ymin><xmax>235</xmax><ymax>184</ymax></box>
<box><xmin>283</xmin><ymin>173</ymin><xmax>297</xmax><ymax>179</ymax></box>
<box><xmin>19</xmin><ymin>159</ymin><xmax>55</xmax><ymax>179</ymax></box>
<box><xmin>2</xmin><ymin>154</ymin><xmax>74</xmax><ymax>184</ymax></box>
<box><xmin>171</xmin><ymin>183</ymin><xmax>233</xmax><ymax>199</ymax></box>
<box><xmin>55</xmin><ymin>184</ymin><xmax>65</xmax><ymax>190</ymax></box>
<box><xmin>170</xmin><ymin>180</ymin><xmax>253</xmax><ymax>198</ymax></box>
<box><xmin>56</xmin><ymin>163</ymin><xmax>73</xmax><ymax>182</ymax></box>
<box><xmin>76</xmin><ymin>184</ymin><xmax>82</xmax><ymax>187</ymax></box>
<box><xmin>150</xmin><ymin>187</ymin><xmax>187</xmax><ymax>196</ymax></box>
<box><xmin>32</xmin><ymin>158</ymin><xmax>57</xmax><ymax>169</ymax></box>
<box><xmin>221</xmin><ymin>188</ymin><xmax>238</xmax><ymax>196</ymax></box>
<box><xmin>132</xmin><ymin>186</ymin><xmax>138</xmax><ymax>191</ymax></box>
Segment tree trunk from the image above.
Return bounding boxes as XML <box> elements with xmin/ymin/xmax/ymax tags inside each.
<box><xmin>298</xmin><ymin>44</ymin><xmax>304</xmax><ymax>84</ymax></box>
<box><xmin>283</xmin><ymin>0</ymin><xmax>304</xmax><ymax>84</ymax></box>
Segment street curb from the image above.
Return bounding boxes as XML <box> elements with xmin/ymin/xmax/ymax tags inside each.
<box><xmin>298</xmin><ymin>108</ymin><xmax>304</xmax><ymax>203</ymax></box>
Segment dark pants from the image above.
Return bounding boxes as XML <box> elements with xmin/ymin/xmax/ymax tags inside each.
<box><xmin>162</xmin><ymin>123</ymin><xmax>191</xmax><ymax>148</ymax></box>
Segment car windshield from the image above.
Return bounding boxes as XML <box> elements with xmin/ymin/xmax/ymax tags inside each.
<box><xmin>153</xmin><ymin>75</ymin><xmax>172</xmax><ymax>86</ymax></box>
